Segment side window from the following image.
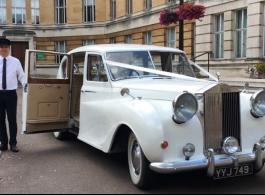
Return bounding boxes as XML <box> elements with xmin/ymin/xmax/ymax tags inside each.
<box><xmin>72</xmin><ymin>52</ymin><xmax>86</xmax><ymax>74</ymax></box>
<box><xmin>29</xmin><ymin>51</ymin><xmax>70</xmax><ymax>80</ymax></box>
<box><xmin>87</xmin><ymin>55</ymin><xmax>108</xmax><ymax>82</ymax></box>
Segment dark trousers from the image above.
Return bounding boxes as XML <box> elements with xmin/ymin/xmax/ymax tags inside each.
<box><xmin>0</xmin><ymin>90</ymin><xmax>18</xmax><ymax>146</ymax></box>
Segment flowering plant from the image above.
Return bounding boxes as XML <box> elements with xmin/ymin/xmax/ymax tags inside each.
<box><xmin>246</xmin><ymin>63</ymin><xmax>265</xmax><ymax>78</ymax></box>
<box><xmin>177</xmin><ymin>3</ymin><xmax>206</xmax><ymax>21</ymax></box>
<box><xmin>159</xmin><ymin>9</ymin><xmax>179</xmax><ymax>26</ymax></box>
<box><xmin>255</xmin><ymin>63</ymin><xmax>265</xmax><ymax>75</ymax></box>
<box><xmin>159</xmin><ymin>3</ymin><xmax>206</xmax><ymax>26</ymax></box>
<box><xmin>245</xmin><ymin>65</ymin><xmax>256</xmax><ymax>75</ymax></box>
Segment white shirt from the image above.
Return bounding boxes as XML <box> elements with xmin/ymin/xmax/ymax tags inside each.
<box><xmin>0</xmin><ymin>55</ymin><xmax>25</xmax><ymax>90</ymax></box>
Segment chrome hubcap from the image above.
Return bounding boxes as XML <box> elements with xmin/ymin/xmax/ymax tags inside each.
<box><xmin>131</xmin><ymin>139</ymin><xmax>141</xmax><ymax>176</ymax></box>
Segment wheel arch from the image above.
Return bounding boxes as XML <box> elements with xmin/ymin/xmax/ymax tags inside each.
<box><xmin>109</xmin><ymin>124</ymin><xmax>131</xmax><ymax>154</ymax></box>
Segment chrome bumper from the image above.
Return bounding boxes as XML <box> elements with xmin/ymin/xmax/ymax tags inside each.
<box><xmin>150</xmin><ymin>143</ymin><xmax>265</xmax><ymax>176</ymax></box>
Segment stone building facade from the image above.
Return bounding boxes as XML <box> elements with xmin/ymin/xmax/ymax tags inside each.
<box><xmin>2</xmin><ymin>0</ymin><xmax>262</xmax><ymax>78</ymax></box>
<box><xmin>0</xmin><ymin>0</ymin><xmax>195</xmax><ymax>70</ymax></box>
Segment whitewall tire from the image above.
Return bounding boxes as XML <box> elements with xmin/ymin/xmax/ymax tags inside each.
<box><xmin>128</xmin><ymin>132</ymin><xmax>156</xmax><ymax>189</ymax></box>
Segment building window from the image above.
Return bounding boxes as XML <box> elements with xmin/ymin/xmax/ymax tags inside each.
<box><xmin>84</xmin><ymin>40</ymin><xmax>95</xmax><ymax>45</ymax></box>
<box><xmin>235</xmin><ymin>9</ymin><xmax>247</xmax><ymax>58</ymax></box>
<box><xmin>55</xmin><ymin>41</ymin><xmax>66</xmax><ymax>64</ymax></box>
<box><xmin>145</xmin><ymin>31</ymin><xmax>152</xmax><ymax>45</ymax></box>
<box><xmin>125</xmin><ymin>35</ymin><xmax>132</xmax><ymax>44</ymax></box>
<box><xmin>12</xmin><ymin>0</ymin><xmax>26</xmax><ymax>24</ymax></box>
<box><xmin>167</xmin><ymin>27</ymin><xmax>176</xmax><ymax>48</ymax></box>
<box><xmin>110</xmin><ymin>38</ymin><xmax>116</xmax><ymax>44</ymax></box>
<box><xmin>31</xmin><ymin>0</ymin><xmax>40</xmax><ymax>25</ymax></box>
<box><xmin>0</xmin><ymin>0</ymin><xmax>6</xmax><ymax>24</ymax></box>
<box><xmin>126</xmin><ymin>0</ymin><xmax>132</xmax><ymax>15</ymax></box>
<box><xmin>145</xmin><ymin>0</ymin><xmax>152</xmax><ymax>10</ymax></box>
<box><xmin>110</xmin><ymin>0</ymin><xmax>116</xmax><ymax>20</ymax></box>
<box><xmin>168</xmin><ymin>0</ymin><xmax>176</xmax><ymax>4</ymax></box>
<box><xmin>214</xmin><ymin>14</ymin><xmax>224</xmax><ymax>59</ymax></box>
<box><xmin>84</xmin><ymin>0</ymin><xmax>95</xmax><ymax>22</ymax></box>
<box><xmin>55</xmin><ymin>0</ymin><xmax>66</xmax><ymax>24</ymax></box>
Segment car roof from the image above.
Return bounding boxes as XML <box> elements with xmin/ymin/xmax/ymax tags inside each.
<box><xmin>68</xmin><ymin>44</ymin><xmax>185</xmax><ymax>54</ymax></box>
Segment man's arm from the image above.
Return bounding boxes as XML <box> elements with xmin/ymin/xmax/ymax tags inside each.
<box><xmin>17</xmin><ymin>61</ymin><xmax>25</xmax><ymax>86</ymax></box>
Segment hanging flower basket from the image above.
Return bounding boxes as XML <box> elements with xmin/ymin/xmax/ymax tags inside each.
<box><xmin>159</xmin><ymin>3</ymin><xmax>206</xmax><ymax>26</ymax></box>
<box><xmin>159</xmin><ymin>9</ymin><xmax>179</xmax><ymax>26</ymax></box>
<box><xmin>177</xmin><ymin>3</ymin><xmax>206</xmax><ymax>21</ymax></box>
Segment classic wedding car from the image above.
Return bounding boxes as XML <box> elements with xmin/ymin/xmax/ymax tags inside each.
<box><xmin>22</xmin><ymin>44</ymin><xmax>265</xmax><ymax>189</ymax></box>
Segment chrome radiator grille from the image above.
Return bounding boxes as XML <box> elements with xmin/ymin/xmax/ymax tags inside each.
<box><xmin>204</xmin><ymin>92</ymin><xmax>241</xmax><ymax>153</ymax></box>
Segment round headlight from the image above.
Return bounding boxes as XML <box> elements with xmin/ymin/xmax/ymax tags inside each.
<box><xmin>222</xmin><ymin>137</ymin><xmax>239</xmax><ymax>155</ymax></box>
<box><xmin>250</xmin><ymin>90</ymin><xmax>265</xmax><ymax>117</ymax></box>
<box><xmin>172</xmin><ymin>92</ymin><xmax>198</xmax><ymax>124</ymax></box>
<box><xmin>260</xmin><ymin>136</ymin><xmax>265</xmax><ymax>149</ymax></box>
<box><xmin>183</xmin><ymin>143</ymin><xmax>195</xmax><ymax>159</ymax></box>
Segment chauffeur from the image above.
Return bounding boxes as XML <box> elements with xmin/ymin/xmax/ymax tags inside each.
<box><xmin>0</xmin><ymin>38</ymin><xmax>25</xmax><ymax>152</ymax></box>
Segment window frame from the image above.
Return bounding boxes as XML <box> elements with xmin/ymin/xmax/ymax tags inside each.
<box><xmin>125</xmin><ymin>35</ymin><xmax>132</xmax><ymax>44</ymax></box>
<box><xmin>126</xmin><ymin>0</ymin><xmax>132</xmax><ymax>15</ymax></box>
<box><xmin>167</xmin><ymin>27</ymin><xmax>176</xmax><ymax>48</ymax></box>
<box><xmin>235</xmin><ymin>9</ymin><xmax>247</xmax><ymax>58</ymax></box>
<box><xmin>12</xmin><ymin>0</ymin><xmax>26</xmax><ymax>24</ymax></box>
<box><xmin>83</xmin><ymin>40</ymin><xmax>95</xmax><ymax>46</ymax></box>
<box><xmin>110</xmin><ymin>0</ymin><xmax>116</xmax><ymax>20</ymax></box>
<box><xmin>214</xmin><ymin>13</ymin><xmax>224</xmax><ymax>59</ymax></box>
<box><xmin>55</xmin><ymin>41</ymin><xmax>67</xmax><ymax>64</ymax></box>
<box><xmin>0</xmin><ymin>0</ymin><xmax>6</xmax><ymax>24</ymax></box>
<box><xmin>110</xmin><ymin>38</ymin><xmax>116</xmax><ymax>44</ymax></box>
<box><xmin>144</xmin><ymin>31</ymin><xmax>152</xmax><ymax>45</ymax></box>
<box><xmin>55</xmin><ymin>0</ymin><xmax>66</xmax><ymax>24</ymax></box>
<box><xmin>31</xmin><ymin>0</ymin><xmax>40</xmax><ymax>25</ymax></box>
<box><xmin>145</xmin><ymin>0</ymin><xmax>152</xmax><ymax>10</ymax></box>
<box><xmin>84</xmin><ymin>0</ymin><xmax>96</xmax><ymax>23</ymax></box>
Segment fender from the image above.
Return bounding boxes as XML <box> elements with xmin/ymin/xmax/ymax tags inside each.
<box><xmin>99</xmin><ymin>98</ymin><xmax>204</xmax><ymax>162</ymax></box>
<box><xmin>240</xmin><ymin>92</ymin><xmax>265</xmax><ymax>152</ymax></box>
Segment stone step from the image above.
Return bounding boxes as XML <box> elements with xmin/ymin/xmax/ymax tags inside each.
<box><xmin>202</xmin><ymin>65</ymin><xmax>249</xmax><ymax>78</ymax></box>
<box><xmin>219</xmin><ymin>76</ymin><xmax>265</xmax><ymax>92</ymax></box>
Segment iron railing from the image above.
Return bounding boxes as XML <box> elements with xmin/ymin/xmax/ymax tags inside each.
<box><xmin>190</xmin><ymin>51</ymin><xmax>212</xmax><ymax>73</ymax></box>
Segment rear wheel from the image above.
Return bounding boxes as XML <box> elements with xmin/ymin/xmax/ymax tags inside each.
<box><xmin>128</xmin><ymin>132</ymin><xmax>156</xmax><ymax>189</ymax></box>
<box><xmin>54</xmin><ymin>131</ymin><xmax>69</xmax><ymax>140</ymax></box>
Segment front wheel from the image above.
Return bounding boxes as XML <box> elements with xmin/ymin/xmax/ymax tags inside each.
<box><xmin>54</xmin><ymin>131</ymin><xmax>69</xmax><ymax>140</ymax></box>
<box><xmin>128</xmin><ymin>132</ymin><xmax>156</xmax><ymax>189</ymax></box>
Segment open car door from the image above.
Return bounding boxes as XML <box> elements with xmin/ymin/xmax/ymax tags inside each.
<box><xmin>22</xmin><ymin>50</ymin><xmax>71</xmax><ymax>134</ymax></box>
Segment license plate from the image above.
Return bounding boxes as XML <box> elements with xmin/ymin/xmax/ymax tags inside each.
<box><xmin>213</xmin><ymin>164</ymin><xmax>253</xmax><ymax>179</ymax></box>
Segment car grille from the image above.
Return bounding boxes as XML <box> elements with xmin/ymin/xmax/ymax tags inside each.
<box><xmin>203</xmin><ymin>89</ymin><xmax>241</xmax><ymax>154</ymax></box>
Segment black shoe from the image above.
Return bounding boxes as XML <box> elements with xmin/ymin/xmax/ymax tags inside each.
<box><xmin>10</xmin><ymin>145</ymin><xmax>19</xmax><ymax>152</ymax></box>
<box><xmin>0</xmin><ymin>144</ymin><xmax>8</xmax><ymax>151</ymax></box>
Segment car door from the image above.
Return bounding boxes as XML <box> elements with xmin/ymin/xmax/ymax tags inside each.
<box><xmin>78</xmin><ymin>53</ymin><xmax>113</xmax><ymax>148</ymax></box>
<box><xmin>22</xmin><ymin>50</ymin><xmax>71</xmax><ymax>134</ymax></box>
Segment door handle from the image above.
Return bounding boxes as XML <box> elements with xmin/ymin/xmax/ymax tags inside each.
<box><xmin>81</xmin><ymin>90</ymin><xmax>96</xmax><ymax>93</ymax></box>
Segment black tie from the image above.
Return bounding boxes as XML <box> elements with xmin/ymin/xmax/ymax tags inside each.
<box><xmin>2</xmin><ymin>58</ymin><xmax>6</xmax><ymax>90</ymax></box>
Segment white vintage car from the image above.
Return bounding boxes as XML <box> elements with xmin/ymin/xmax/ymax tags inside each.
<box><xmin>22</xmin><ymin>44</ymin><xmax>265</xmax><ymax>189</ymax></box>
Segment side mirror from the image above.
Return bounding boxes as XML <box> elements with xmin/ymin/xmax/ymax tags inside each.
<box><xmin>121</xmin><ymin>88</ymin><xmax>130</xmax><ymax>96</ymax></box>
<box><xmin>121</xmin><ymin>88</ymin><xmax>135</xmax><ymax>99</ymax></box>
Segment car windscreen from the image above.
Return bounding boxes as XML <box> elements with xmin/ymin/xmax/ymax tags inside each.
<box><xmin>106</xmin><ymin>51</ymin><xmax>195</xmax><ymax>81</ymax></box>
<box><xmin>149</xmin><ymin>51</ymin><xmax>195</xmax><ymax>78</ymax></box>
<box><xmin>106</xmin><ymin>51</ymin><xmax>157</xmax><ymax>80</ymax></box>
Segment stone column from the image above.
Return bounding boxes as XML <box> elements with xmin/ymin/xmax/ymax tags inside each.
<box><xmin>224</xmin><ymin>11</ymin><xmax>234</xmax><ymax>60</ymax></box>
<box><xmin>247</xmin><ymin>1</ymin><xmax>263</xmax><ymax>59</ymax></box>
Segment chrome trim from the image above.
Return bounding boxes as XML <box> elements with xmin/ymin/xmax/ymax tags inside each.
<box><xmin>196</xmin><ymin>83</ymin><xmax>241</xmax><ymax>154</ymax></box>
<box><xmin>149</xmin><ymin>143</ymin><xmax>265</xmax><ymax>175</ymax></box>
